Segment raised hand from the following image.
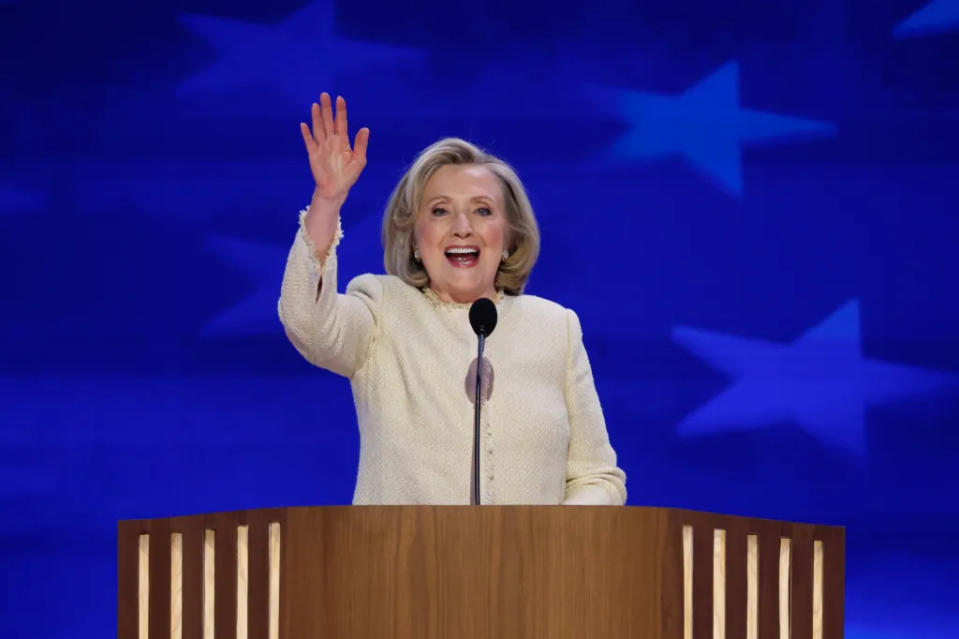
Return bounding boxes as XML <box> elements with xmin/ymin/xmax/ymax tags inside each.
<box><xmin>300</xmin><ymin>93</ymin><xmax>370</xmax><ymax>204</ymax></box>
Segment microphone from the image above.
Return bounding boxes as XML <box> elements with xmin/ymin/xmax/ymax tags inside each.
<box><xmin>469</xmin><ymin>297</ymin><xmax>497</xmax><ymax>337</ymax></box>
<box><xmin>468</xmin><ymin>298</ymin><xmax>497</xmax><ymax>505</ymax></box>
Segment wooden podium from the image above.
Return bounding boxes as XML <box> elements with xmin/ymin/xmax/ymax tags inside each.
<box><xmin>118</xmin><ymin>506</ymin><xmax>843</xmax><ymax>638</ymax></box>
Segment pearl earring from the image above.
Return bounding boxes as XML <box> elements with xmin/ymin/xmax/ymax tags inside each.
<box><xmin>502</xmin><ymin>249</ymin><xmax>509</xmax><ymax>261</ymax></box>
<box><xmin>413</xmin><ymin>248</ymin><xmax>420</xmax><ymax>262</ymax></box>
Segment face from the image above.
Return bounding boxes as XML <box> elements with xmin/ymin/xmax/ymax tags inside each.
<box><xmin>414</xmin><ymin>164</ymin><xmax>509</xmax><ymax>304</ymax></box>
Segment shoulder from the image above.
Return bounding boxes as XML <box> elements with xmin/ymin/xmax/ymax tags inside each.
<box><xmin>506</xmin><ymin>293</ymin><xmax>580</xmax><ymax>336</ymax></box>
<box><xmin>345</xmin><ymin>273</ymin><xmax>425</xmax><ymax>304</ymax></box>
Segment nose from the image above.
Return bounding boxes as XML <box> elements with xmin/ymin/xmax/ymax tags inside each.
<box><xmin>451</xmin><ymin>211</ymin><xmax>472</xmax><ymax>237</ymax></box>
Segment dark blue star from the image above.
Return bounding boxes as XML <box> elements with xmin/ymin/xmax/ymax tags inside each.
<box><xmin>0</xmin><ymin>184</ymin><xmax>46</xmax><ymax>216</ymax></box>
<box><xmin>672</xmin><ymin>300</ymin><xmax>959</xmax><ymax>458</ymax></box>
<box><xmin>202</xmin><ymin>211</ymin><xmax>382</xmax><ymax>337</ymax></box>
<box><xmin>202</xmin><ymin>235</ymin><xmax>288</xmax><ymax>337</ymax></box>
<box><xmin>597</xmin><ymin>61</ymin><xmax>836</xmax><ymax>196</ymax></box>
<box><xmin>895</xmin><ymin>0</ymin><xmax>959</xmax><ymax>38</ymax></box>
<box><xmin>179</xmin><ymin>1</ymin><xmax>423</xmax><ymax>104</ymax></box>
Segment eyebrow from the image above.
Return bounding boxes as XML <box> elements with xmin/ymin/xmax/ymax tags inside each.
<box><xmin>425</xmin><ymin>195</ymin><xmax>495</xmax><ymax>206</ymax></box>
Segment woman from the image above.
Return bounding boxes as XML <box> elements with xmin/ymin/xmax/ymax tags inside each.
<box><xmin>278</xmin><ymin>93</ymin><xmax>626</xmax><ymax>505</ymax></box>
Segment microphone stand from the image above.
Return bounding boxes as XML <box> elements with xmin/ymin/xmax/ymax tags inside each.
<box><xmin>472</xmin><ymin>333</ymin><xmax>486</xmax><ymax>506</ymax></box>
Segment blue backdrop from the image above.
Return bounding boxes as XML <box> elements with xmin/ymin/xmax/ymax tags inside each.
<box><xmin>2</xmin><ymin>0</ymin><xmax>958</xmax><ymax>636</ymax></box>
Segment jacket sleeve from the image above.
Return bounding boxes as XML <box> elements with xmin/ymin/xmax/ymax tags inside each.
<box><xmin>561</xmin><ymin>309</ymin><xmax>628</xmax><ymax>505</ymax></box>
<box><xmin>277</xmin><ymin>209</ymin><xmax>380</xmax><ymax>379</ymax></box>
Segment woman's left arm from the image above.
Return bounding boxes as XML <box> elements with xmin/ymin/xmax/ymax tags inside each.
<box><xmin>562</xmin><ymin>309</ymin><xmax>628</xmax><ymax>506</ymax></box>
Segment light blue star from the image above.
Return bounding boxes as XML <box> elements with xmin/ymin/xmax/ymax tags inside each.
<box><xmin>180</xmin><ymin>1</ymin><xmax>423</xmax><ymax>103</ymax></box>
<box><xmin>600</xmin><ymin>62</ymin><xmax>837</xmax><ymax>196</ymax></box>
<box><xmin>672</xmin><ymin>300</ymin><xmax>959</xmax><ymax>458</ymax></box>
<box><xmin>895</xmin><ymin>0</ymin><xmax>959</xmax><ymax>37</ymax></box>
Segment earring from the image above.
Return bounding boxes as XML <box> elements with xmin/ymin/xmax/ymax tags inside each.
<box><xmin>502</xmin><ymin>249</ymin><xmax>509</xmax><ymax>262</ymax></box>
<box><xmin>413</xmin><ymin>248</ymin><xmax>420</xmax><ymax>262</ymax></box>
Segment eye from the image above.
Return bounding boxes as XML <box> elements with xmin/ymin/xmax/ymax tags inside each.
<box><xmin>475</xmin><ymin>207</ymin><xmax>492</xmax><ymax>216</ymax></box>
<box><xmin>431</xmin><ymin>207</ymin><xmax>448</xmax><ymax>217</ymax></box>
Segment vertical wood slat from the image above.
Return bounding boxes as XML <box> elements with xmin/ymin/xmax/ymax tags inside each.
<box><xmin>746</xmin><ymin>535</ymin><xmax>759</xmax><ymax>639</ymax></box>
<box><xmin>236</xmin><ymin>525</ymin><xmax>249</xmax><ymax>639</ymax></box>
<box><xmin>171</xmin><ymin>533</ymin><xmax>183</xmax><ymax>639</ymax></box>
<box><xmin>779</xmin><ymin>537</ymin><xmax>791</xmax><ymax>639</ymax></box>
<box><xmin>813</xmin><ymin>540</ymin><xmax>824</xmax><ymax>639</ymax></box>
<box><xmin>724</xmin><ymin>525</ymin><xmax>747</xmax><ymax>639</ymax></box>
<box><xmin>820</xmin><ymin>529</ymin><xmax>845</xmax><ymax>639</ymax></box>
<box><xmin>693</xmin><ymin>524</ymin><xmax>713</xmax><ymax>639</ymax></box>
<box><xmin>247</xmin><ymin>516</ymin><xmax>270</xmax><ymax>639</ymax></box>
<box><xmin>712</xmin><ymin>530</ymin><xmax>726</xmax><ymax>639</ymax></box>
<box><xmin>790</xmin><ymin>528</ymin><xmax>813</xmax><ymax>639</ymax></box>
<box><xmin>213</xmin><ymin>515</ymin><xmax>238</xmax><ymax>639</ymax></box>
<box><xmin>148</xmin><ymin>519</ymin><xmax>171</xmax><ymax>639</ymax></box>
<box><xmin>138</xmin><ymin>534</ymin><xmax>149</xmax><ymax>639</ymax></box>
<box><xmin>683</xmin><ymin>525</ymin><xmax>693</xmax><ymax>639</ymax></box>
<box><xmin>118</xmin><ymin>524</ymin><xmax>140</xmax><ymax>639</ymax></box>
<box><xmin>179</xmin><ymin>519</ymin><xmax>203</xmax><ymax>639</ymax></box>
<box><xmin>269</xmin><ymin>522</ymin><xmax>281</xmax><ymax>639</ymax></box>
<box><xmin>203</xmin><ymin>530</ymin><xmax>215</xmax><ymax>639</ymax></box>
<box><xmin>758</xmin><ymin>527</ymin><xmax>781</xmax><ymax>639</ymax></box>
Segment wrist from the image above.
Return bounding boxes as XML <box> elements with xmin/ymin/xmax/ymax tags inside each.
<box><xmin>311</xmin><ymin>187</ymin><xmax>347</xmax><ymax>209</ymax></box>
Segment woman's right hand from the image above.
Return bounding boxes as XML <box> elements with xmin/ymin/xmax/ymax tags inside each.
<box><xmin>300</xmin><ymin>93</ymin><xmax>370</xmax><ymax>205</ymax></box>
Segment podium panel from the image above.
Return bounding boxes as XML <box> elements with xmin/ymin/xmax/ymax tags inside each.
<box><xmin>118</xmin><ymin>506</ymin><xmax>844</xmax><ymax>639</ymax></box>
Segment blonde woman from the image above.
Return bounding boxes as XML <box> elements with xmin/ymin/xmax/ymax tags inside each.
<box><xmin>278</xmin><ymin>93</ymin><xmax>626</xmax><ymax>506</ymax></box>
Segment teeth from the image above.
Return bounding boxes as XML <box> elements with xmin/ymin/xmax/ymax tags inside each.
<box><xmin>446</xmin><ymin>248</ymin><xmax>478</xmax><ymax>255</ymax></box>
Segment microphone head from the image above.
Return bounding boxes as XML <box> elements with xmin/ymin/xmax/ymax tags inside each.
<box><xmin>468</xmin><ymin>298</ymin><xmax>498</xmax><ymax>337</ymax></box>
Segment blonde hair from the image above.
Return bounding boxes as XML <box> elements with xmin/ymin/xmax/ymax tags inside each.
<box><xmin>381</xmin><ymin>137</ymin><xmax>540</xmax><ymax>295</ymax></box>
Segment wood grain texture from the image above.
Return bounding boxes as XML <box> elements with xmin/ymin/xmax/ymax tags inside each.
<box><xmin>147</xmin><ymin>519</ymin><xmax>171</xmax><ymax>639</ymax></box>
<box><xmin>758</xmin><ymin>525</ymin><xmax>782</xmax><ymax>639</ymax></box>
<box><xmin>692</xmin><ymin>519</ymin><xmax>713</xmax><ymax>639</ymax></box>
<box><xmin>779</xmin><ymin>536</ymin><xmax>791</xmax><ymax>639</ymax></box>
<box><xmin>117</xmin><ymin>522</ymin><xmax>140</xmax><ymax>639</ymax></box>
<box><xmin>171</xmin><ymin>532</ymin><xmax>183</xmax><ymax>639</ymax></box>
<box><xmin>117</xmin><ymin>506</ymin><xmax>843</xmax><ymax>639</ymax></box>
<box><xmin>236</xmin><ymin>525</ymin><xmax>248</xmax><ymax>639</ymax></box>
<box><xmin>712</xmin><ymin>529</ymin><xmax>726</xmax><ymax>639</ymax></box>
<box><xmin>790</xmin><ymin>526</ymin><xmax>813</xmax><ymax>639</ymax></box>
<box><xmin>746</xmin><ymin>535</ymin><xmax>758</xmax><ymax>639</ymax></box>
<box><xmin>813</xmin><ymin>540</ymin><xmax>824</xmax><ymax>639</ymax></box>
<box><xmin>723</xmin><ymin>523</ymin><xmax>747</xmax><ymax>639</ymax></box>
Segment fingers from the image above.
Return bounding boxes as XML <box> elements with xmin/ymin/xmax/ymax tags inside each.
<box><xmin>320</xmin><ymin>92</ymin><xmax>334</xmax><ymax>138</ymax></box>
<box><xmin>310</xmin><ymin>102</ymin><xmax>323</xmax><ymax>142</ymax></box>
<box><xmin>335</xmin><ymin>95</ymin><xmax>348</xmax><ymax>140</ymax></box>
<box><xmin>353</xmin><ymin>127</ymin><xmax>370</xmax><ymax>163</ymax></box>
<box><xmin>299</xmin><ymin>122</ymin><xmax>316</xmax><ymax>152</ymax></box>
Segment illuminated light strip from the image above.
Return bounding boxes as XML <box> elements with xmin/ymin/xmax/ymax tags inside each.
<box><xmin>746</xmin><ymin>535</ymin><xmax>758</xmax><ymax>639</ymax></box>
<box><xmin>171</xmin><ymin>532</ymin><xmax>183</xmax><ymax>639</ymax></box>
<box><xmin>237</xmin><ymin>526</ymin><xmax>249</xmax><ymax>639</ymax></box>
<box><xmin>269</xmin><ymin>522</ymin><xmax>281</xmax><ymax>639</ymax></box>
<box><xmin>779</xmin><ymin>538</ymin><xmax>791</xmax><ymax>639</ymax></box>
<box><xmin>813</xmin><ymin>540</ymin><xmax>824</xmax><ymax>639</ymax></box>
<box><xmin>138</xmin><ymin>534</ymin><xmax>149</xmax><ymax>639</ymax></box>
<box><xmin>682</xmin><ymin>525</ymin><xmax>693</xmax><ymax>639</ymax></box>
<box><xmin>713</xmin><ymin>529</ymin><xmax>726</xmax><ymax>639</ymax></box>
<box><xmin>203</xmin><ymin>529</ymin><xmax>215</xmax><ymax>639</ymax></box>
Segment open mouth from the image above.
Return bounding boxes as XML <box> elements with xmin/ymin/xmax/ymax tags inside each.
<box><xmin>445</xmin><ymin>246</ymin><xmax>480</xmax><ymax>268</ymax></box>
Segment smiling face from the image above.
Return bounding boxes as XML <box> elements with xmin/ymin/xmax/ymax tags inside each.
<box><xmin>414</xmin><ymin>163</ymin><xmax>509</xmax><ymax>304</ymax></box>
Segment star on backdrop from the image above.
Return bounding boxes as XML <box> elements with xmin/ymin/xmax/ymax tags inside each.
<box><xmin>202</xmin><ymin>212</ymin><xmax>383</xmax><ymax>337</ymax></box>
<box><xmin>895</xmin><ymin>0</ymin><xmax>959</xmax><ymax>37</ymax></box>
<box><xmin>672</xmin><ymin>300</ymin><xmax>959</xmax><ymax>459</ymax></box>
<box><xmin>0</xmin><ymin>185</ymin><xmax>46</xmax><ymax>216</ymax></box>
<box><xmin>179</xmin><ymin>0</ymin><xmax>424</xmax><ymax>104</ymax></box>
<box><xmin>202</xmin><ymin>235</ymin><xmax>289</xmax><ymax>336</ymax></box>
<box><xmin>597</xmin><ymin>61</ymin><xmax>837</xmax><ymax>196</ymax></box>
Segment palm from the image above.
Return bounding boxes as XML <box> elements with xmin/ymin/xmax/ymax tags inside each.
<box><xmin>299</xmin><ymin>93</ymin><xmax>370</xmax><ymax>201</ymax></box>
